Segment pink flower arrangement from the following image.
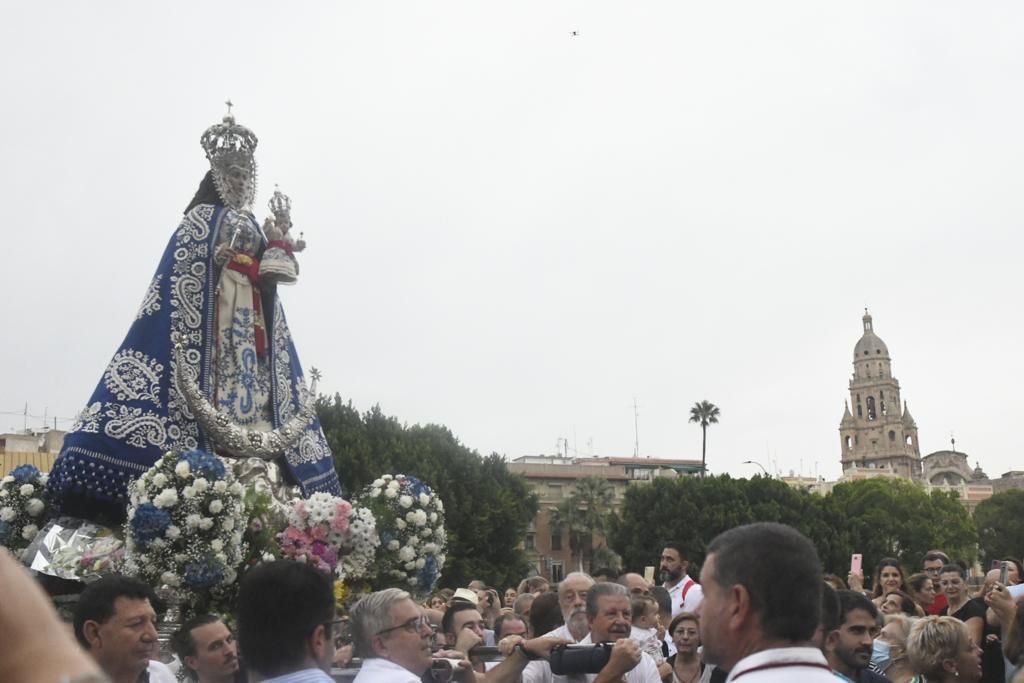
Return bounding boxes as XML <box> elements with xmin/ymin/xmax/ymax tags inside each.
<box><xmin>277</xmin><ymin>493</ymin><xmax>368</xmax><ymax>579</ymax></box>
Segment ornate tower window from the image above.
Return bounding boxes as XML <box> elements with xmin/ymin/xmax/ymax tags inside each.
<box><xmin>866</xmin><ymin>396</ymin><xmax>876</xmax><ymax>420</ymax></box>
<box><xmin>889</xmin><ymin>430</ymin><xmax>896</xmax><ymax>442</ymax></box>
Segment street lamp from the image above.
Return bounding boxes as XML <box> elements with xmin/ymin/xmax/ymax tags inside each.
<box><xmin>742</xmin><ymin>460</ymin><xmax>770</xmax><ymax>477</ymax></box>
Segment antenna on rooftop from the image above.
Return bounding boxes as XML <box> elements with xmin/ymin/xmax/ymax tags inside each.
<box><xmin>633</xmin><ymin>397</ymin><xmax>640</xmax><ymax>458</ymax></box>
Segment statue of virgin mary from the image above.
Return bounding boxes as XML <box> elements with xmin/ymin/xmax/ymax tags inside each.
<box><xmin>48</xmin><ymin>108</ymin><xmax>341</xmax><ymax>523</ymax></box>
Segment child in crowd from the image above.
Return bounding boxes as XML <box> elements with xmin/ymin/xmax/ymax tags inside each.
<box><xmin>631</xmin><ymin>594</ymin><xmax>668</xmax><ymax>667</ymax></box>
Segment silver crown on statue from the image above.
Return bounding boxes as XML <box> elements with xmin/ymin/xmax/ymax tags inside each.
<box><xmin>200</xmin><ymin>101</ymin><xmax>258</xmax><ymax>165</ymax></box>
<box><xmin>268</xmin><ymin>185</ymin><xmax>292</xmax><ymax>218</ymax></box>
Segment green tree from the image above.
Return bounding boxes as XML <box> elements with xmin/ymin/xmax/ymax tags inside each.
<box><xmin>317</xmin><ymin>395</ymin><xmax>538</xmax><ymax>589</ymax></box>
<box><xmin>819</xmin><ymin>478</ymin><xmax>976</xmax><ymax>574</ymax></box>
<box><xmin>689</xmin><ymin>401</ymin><xmax>720</xmax><ymax>477</ymax></box>
<box><xmin>975</xmin><ymin>490</ymin><xmax>1024</xmax><ymax>565</ymax></box>
<box><xmin>608</xmin><ymin>474</ymin><xmax>976</xmax><ymax>579</ymax></box>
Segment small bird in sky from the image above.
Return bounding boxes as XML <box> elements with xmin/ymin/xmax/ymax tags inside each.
<box><xmin>569</xmin><ymin>30</ymin><xmax>579</xmax><ymax>37</ymax></box>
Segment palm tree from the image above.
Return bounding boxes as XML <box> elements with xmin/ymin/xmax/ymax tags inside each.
<box><xmin>548</xmin><ymin>499</ymin><xmax>584</xmax><ymax>571</ymax></box>
<box><xmin>548</xmin><ymin>476</ymin><xmax>617</xmax><ymax>572</ymax></box>
<box><xmin>689</xmin><ymin>400</ymin><xmax>720</xmax><ymax>477</ymax></box>
<box><xmin>572</xmin><ymin>477</ymin><xmax>615</xmax><ymax>568</ymax></box>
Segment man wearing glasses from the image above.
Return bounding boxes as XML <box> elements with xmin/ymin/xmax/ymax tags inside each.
<box><xmin>922</xmin><ymin>550</ymin><xmax>950</xmax><ymax>615</ymax></box>
<box><xmin>236</xmin><ymin>561</ymin><xmax>339</xmax><ymax>682</ymax></box>
<box><xmin>351</xmin><ymin>588</ymin><xmax>569</xmax><ymax>683</ymax></box>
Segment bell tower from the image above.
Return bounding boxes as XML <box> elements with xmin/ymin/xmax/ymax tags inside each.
<box><xmin>839</xmin><ymin>311</ymin><xmax>921</xmax><ymax>478</ymax></box>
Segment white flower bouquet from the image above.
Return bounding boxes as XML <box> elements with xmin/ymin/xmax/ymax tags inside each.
<box><xmin>122</xmin><ymin>449</ymin><xmax>248</xmax><ymax>594</ymax></box>
<box><xmin>0</xmin><ymin>464</ymin><xmax>50</xmax><ymax>559</ymax></box>
<box><xmin>358</xmin><ymin>474</ymin><xmax>447</xmax><ymax>594</ymax></box>
<box><xmin>278</xmin><ymin>492</ymin><xmax>379</xmax><ymax>581</ymax></box>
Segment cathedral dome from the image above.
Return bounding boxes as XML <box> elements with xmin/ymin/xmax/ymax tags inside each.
<box><xmin>854</xmin><ymin>311</ymin><xmax>890</xmax><ymax>360</ymax></box>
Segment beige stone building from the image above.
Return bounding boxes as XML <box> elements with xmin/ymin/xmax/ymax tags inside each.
<box><xmin>839</xmin><ymin>311</ymin><xmax>921</xmax><ymax>478</ymax></box>
<box><xmin>507</xmin><ymin>455</ymin><xmax>703</xmax><ymax>581</ymax></box>
<box><xmin>833</xmin><ymin>312</ymin><xmax>993</xmax><ymax>509</ymax></box>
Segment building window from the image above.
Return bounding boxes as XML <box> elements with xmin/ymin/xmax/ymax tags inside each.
<box><xmin>866</xmin><ymin>396</ymin><xmax>876</xmax><ymax>420</ymax></box>
<box><xmin>548</xmin><ymin>484</ymin><xmax>563</xmax><ymax>499</ymax></box>
<box><xmin>551</xmin><ymin>532</ymin><xmax>562</xmax><ymax>550</ymax></box>
<box><xmin>525</xmin><ymin>533</ymin><xmax>535</xmax><ymax>550</ymax></box>
<box><xmin>845</xmin><ymin>436</ymin><xmax>852</xmax><ymax>450</ymax></box>
<box><xmin>889</xmin><ymin>430</ymin><xmax>896</xmax><ymax>443</ymax></box>
<box><xmin>550</xmin><ymin>561</ymin><xmax>564</xmax><ymax>583</ymax></box>
<box><xmin>906</xmin><ymin>435</ymin><xmax>913</xmax><ymax>446</ymax></box>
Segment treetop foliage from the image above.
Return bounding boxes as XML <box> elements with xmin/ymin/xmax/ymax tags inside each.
<box><xmin>609</xmin><ymin>474</ymin><xmax>977</xmax><ymax>581</ymax></box>
<box><xmin>317</xmin><ymin>395</ymin><xmax>538</xmax><ymax>589</ymax></box>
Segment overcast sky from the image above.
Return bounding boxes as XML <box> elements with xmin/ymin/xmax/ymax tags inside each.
<box><xmin>2</xmin><ymin>2</ymin><xmax>1023</xmax><ymax>482</ymax></box>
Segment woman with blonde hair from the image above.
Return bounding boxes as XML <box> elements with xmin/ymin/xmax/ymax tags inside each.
<box><xmin>906</xmin><ymin>616</ymin><xmax>981</xmax><ymax>683</ymax></box>
<box><xmin>873</xmin><ymin>614</ymin><xmax>917</xmax><ymax>683</ymax></box>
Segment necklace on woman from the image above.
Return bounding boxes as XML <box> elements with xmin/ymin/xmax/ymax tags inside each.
<box><xmin>675</xmin><ymin>660</ymin><xmax>703</xmax><ymax>683</ymax></box>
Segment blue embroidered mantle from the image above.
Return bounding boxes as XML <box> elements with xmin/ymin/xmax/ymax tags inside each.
<box><xmin>49</xmin><ymin>204</ymin><xmax>341</xmax><ymax>515</ymax></box>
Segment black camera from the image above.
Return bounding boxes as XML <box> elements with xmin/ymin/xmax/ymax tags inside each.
<box><xmin>549</xmin><ymin>643</ymin><xmax>613</xmax><ymax>675</ymax></box>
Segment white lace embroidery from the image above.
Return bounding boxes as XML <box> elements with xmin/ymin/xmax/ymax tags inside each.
<box><xmin>136</xmin><ymin>274</ymin><xmax>162</xmax><ymax>320</ymax></box>
<box><xmin>164</xmin><ymin>205</ymin><xmax>214</xmax><ymax>450</ymax></box>
<box><xmin>102</xmin><ymin>404</ymin><xmax>168</xmax><ymax>448</ymax></box>
<box><xmin>295</xmin><ymin>430</ymin><xmax>328</xmax><ymax>465</ymax></box>
<box><xmin>272</xmin><ymin>298</ymin><xmax>294</xmax><ymax>422</ymax></box>
<box><xmin>103</xmin><ymin>350</ymin><xmax>164</xmax><ymax>406</ymax></box>
<box><xmin>71</xmin><ymin>402</ymin><xmax>103</xmax><ymax>433</ymax></box>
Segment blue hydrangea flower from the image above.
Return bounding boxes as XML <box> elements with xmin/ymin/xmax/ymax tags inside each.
<box><xmin>183</xmin><ymin>559</ymin><xmax>225</xmax><ymax>589</ymax></box>
<box><xmin>10</xmin><ymin>464</ymin><xmax>40</xmax><ymax>484</ymax></box>
<box><xmin>417</xmin><ymin>555</ymin><xmax>439</xmax><ymax>592</ymax></box>
<box><xmin>179</xmin><ymin>449</ymin><xmax>226</xmax><ymax>480</ymax></box>
<box><xmin>405</xmin><ymin>476</ymin><xmax>429</xmax><ymax>496</ymax></box>
<box><xmin>130</xmin><ymin>503</ymin><xmax>172</xmax><ymax>546</ymax></box>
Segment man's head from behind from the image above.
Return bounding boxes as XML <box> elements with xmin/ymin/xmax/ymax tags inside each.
<box><xmin>172</xmin><ymin>614</ymin><xmax>238</xmax><ymax>683</ymax></box>
<box><xmin>237</xmin><ymin>560</ymin><xmax>335</xmax><ymax>678</ymax></box>
<box><xmin>825</xmin><ymin>591</ymin><xmax>880</xmax><ymax>677</ymax></box>
<box><xmin>586</xmin><ymin>582</ymin><xmax>632</xmax><ymax>643</ymax></box>
<box><xmin>660</xmin><ymin>543</ymin><xmax>689</xmax><ymax>584</ymax></box>
<box><xmin>351</xmin><ymin>588</ymin><xmax>433</xmax><ymax>676</ymax></box>
<box><xmin>698</xmin><ymin>522</ymin><xmax>823</xmax><ymax>671</ymax></box>
<box><xmin>74</xmin><ymin>575</ymin><xmax>161</xmax><ymax>680</ymax></box>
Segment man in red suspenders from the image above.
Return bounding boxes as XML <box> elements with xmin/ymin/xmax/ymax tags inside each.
<box><xmin>661</xmin><ymin>542</ymin><xmax>705</xmax><ymax>617</ymax></box>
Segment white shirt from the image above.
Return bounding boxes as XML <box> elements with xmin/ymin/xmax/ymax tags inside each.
<box><xmin>724</xmin><ymin>647</ymin><xmax>835</xmax><ymax>683</ymax></box>
<box><xmin>522</xmin><ymin>633</ymin><xmax>661</xmax><ymax>683</ymax></box>
<box><xmin>630</xmin><ymin>626</ymin><xmax>665</xmax><ymax>664</ymax></box>
<box><xmin>352</xmin><ymin>657</ymin><xmax>423</xmax><ymax>683</ymax></box>
<box><xmin>544</xmin><ymin>623</ymin><xmax>584</xmax><ymax>643</ymax></box>
<box><xmin>147</xmin><ymin>660</ymin><xmax>177</xmax><ymax>683</ymax></box>
<box><xmin>666</xmin><ymin>575</ymin><xmax>704</xmax><ymax>616</ymax></box>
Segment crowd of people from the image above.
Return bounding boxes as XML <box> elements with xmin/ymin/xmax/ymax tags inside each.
<box><xmin>3</xmin><ymin>526</ymin><xmax>1024</xmax><ymax>683</ymax></box>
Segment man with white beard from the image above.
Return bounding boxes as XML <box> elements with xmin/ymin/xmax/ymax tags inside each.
<box><xmin>551</xmin><ymin>572</ymin><xmax>595</xmax><ymax>643</ymax></box>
